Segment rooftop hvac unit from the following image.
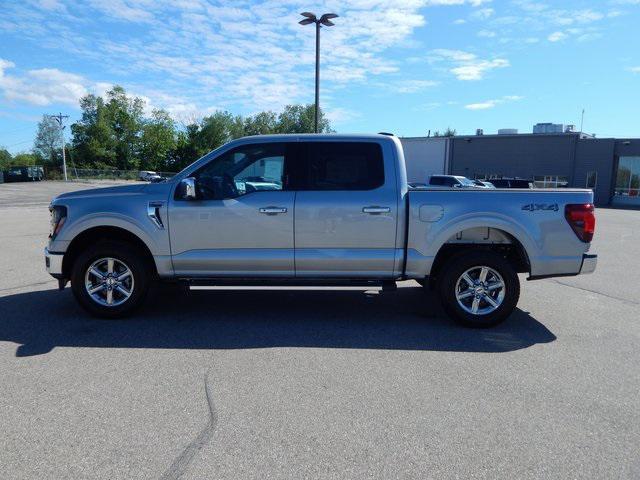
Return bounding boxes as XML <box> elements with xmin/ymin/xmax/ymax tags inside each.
<box><xmin>476</xmin><ymin>129</ymin><xmax>484</xmax><ymax>136</ymax></box>
<box><xmin>498</xmin><ymin>128</ymin><xmax>518</xmax><ymax>135</ymax></box>
<box><xmin>565</xmin><ymin>125</ymin><xmax>576</xmax><ymax>133</ymax></box>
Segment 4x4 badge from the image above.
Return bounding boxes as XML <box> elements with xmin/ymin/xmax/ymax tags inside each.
<box><xmin>522</xmin><ymin>203</ymin><xmax>559</xmax><ymax>212</ymax></box>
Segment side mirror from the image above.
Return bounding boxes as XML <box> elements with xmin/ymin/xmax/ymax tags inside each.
<box><xmin>177</xmin><ymin>177</ymin><xmax>197</xmax><ymax>200</ymax></box>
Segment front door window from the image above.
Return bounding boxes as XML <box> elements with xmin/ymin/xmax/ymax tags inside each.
<box><xmin>193</xmin><ymin>143</ymin><xmax>286</xmax><ymax>200</ymax></box>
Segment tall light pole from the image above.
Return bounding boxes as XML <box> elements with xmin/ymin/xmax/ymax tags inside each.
<box><xmin>299</xmin><ymin>12</ymin><xmax>338</xmax><ymax>133</ymax></box>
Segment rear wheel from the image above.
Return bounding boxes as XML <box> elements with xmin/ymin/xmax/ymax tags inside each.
<box><xmin>437</xmin><ymin>250</ymin><xmax>520</xmax><ymax>328</ymax></box>
<box><xmin>71</xmin><ymin>241</ymin><xmax>150</xmax><ymax>318</ymax></box>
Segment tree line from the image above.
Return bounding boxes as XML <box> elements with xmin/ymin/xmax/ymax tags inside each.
<box><xmin>1</xmin><ymin>85</ymin><xmax>332</xmax><ymax>173</ymax></box>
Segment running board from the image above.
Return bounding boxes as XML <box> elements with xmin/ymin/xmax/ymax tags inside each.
<box><xmin>182</xmin><ymin>278</ymin><xmax>398</xmax><ymax>289</ymax></box>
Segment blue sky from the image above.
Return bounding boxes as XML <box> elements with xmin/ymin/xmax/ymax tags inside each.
<box><xmin>1</xmin><ymin>0</ymin><xmax>639</xmax><ymax>154</ymax></box>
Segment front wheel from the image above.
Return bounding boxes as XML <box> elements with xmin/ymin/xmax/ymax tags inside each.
<box><xmin>71</xmin><ymin>241</ymin><xmax>150</xmax><ymax>318</ymax></box>
<box><xmin>438</xmin><ymin>250</ymin><xmax>520</xmax><ymax>328</ymax></box>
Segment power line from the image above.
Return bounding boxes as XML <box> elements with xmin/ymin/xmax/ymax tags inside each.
<box><xmin>3</xmin><ymin>139</ymin><xmax>33</xmax><ymax>148</ymax></box>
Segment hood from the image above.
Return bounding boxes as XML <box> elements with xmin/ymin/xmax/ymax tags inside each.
<box><xmin>53</xmin><ymin>183</ymin><xmax>148</xmax><ymax>202</ymax></box>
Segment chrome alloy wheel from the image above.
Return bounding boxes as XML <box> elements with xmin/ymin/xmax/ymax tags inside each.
<box><xmin>84</xmin><ymin>257</ymin><xmax>134</xmax><ymax>307</ymax></box>
<box><xmin>455</xmin><ymin>266</ymin><xmax>505</xmax><ymax>316</ymax></box>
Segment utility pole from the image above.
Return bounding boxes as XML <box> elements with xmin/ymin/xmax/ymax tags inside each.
<box><xmin>48</xmin><ymin>113</ymin><xmax>69</xmax><ymax>181</ymax></box>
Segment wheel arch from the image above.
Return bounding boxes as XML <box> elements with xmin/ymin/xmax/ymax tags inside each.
<box><xmin>62</xmin><ymin>226</ymin><xmax>157</xmax><ymax>279</ymax></box>
<box><xmin>427</xmin><ymin>225</ymin><xmax>531</xmax><ymax>287</ymax></box>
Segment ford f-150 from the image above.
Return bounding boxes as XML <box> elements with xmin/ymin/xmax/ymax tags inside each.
<box><xmin>45</xmin><ymin>134</ymin><xmax>597</xmax><ymax>327</ymax></box>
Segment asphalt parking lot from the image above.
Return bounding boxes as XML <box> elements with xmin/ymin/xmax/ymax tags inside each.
<box><xmin>1</xmin><ymin>181</ymin><xmax>638</xmax><ymax>479</ymax></box>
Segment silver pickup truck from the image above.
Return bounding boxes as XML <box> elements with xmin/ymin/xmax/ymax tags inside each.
<box><xmin>45</xmin><ymin>134</ymin><xmax>597</xmax><ymax>327</ymax></box>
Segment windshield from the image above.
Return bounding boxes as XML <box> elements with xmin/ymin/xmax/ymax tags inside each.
<box><xmin>458</xmin><ymin>177</ymin><xmax>477</xmax><ymax>187</ymax></box>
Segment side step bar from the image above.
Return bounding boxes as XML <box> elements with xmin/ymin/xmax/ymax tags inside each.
<box><xmin>182</xmin><ymin>277</ymin><xmax>398</xmax><ymax>289</ymax></box>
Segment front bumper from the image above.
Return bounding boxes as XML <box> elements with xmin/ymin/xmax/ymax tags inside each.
<box><xmin>579</xmin><ymin>253</ymin><xmax>597</xmax><ymax>275</ymax></box>
<box><xmin>44</xmin><ymin>248</ymin><xmax>64</xmax><ymax>277</ymax></box>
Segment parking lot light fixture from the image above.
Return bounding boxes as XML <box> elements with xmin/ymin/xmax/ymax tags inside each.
<box><xmin>299</xmin><ymin>12</ymin><xmax>338</xmax><ymax>133</ymax></box>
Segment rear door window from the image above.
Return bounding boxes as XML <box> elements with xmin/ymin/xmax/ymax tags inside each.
<box><xmin>294</xmin><ymin>142</ymin><xmax>384</xmax><ymax>191</ymax></box>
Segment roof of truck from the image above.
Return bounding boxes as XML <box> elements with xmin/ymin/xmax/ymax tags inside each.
<box><xmin>239</xmin><ymin>133</ymin><xmax>395</xmax><ymax>141</ymax></box>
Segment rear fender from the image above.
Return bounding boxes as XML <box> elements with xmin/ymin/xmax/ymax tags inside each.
<box><xmin>407</xmin><ymin>213</ymin><xmax>539</xmax><ymax>277</ymax></box>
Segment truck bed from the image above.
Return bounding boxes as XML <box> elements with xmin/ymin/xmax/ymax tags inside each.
<box><xmin>404</xmin><ymin>188</ymin><xmax>594</xmax><ymax>279</ymax></box>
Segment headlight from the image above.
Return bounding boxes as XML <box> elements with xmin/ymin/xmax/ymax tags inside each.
<box><xmin>49</xmin><ymin>205</ymin><xmax>67</xmax><ymax>239</ymax></box>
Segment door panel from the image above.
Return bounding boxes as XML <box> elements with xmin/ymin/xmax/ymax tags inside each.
<box><xmin>294</xmin><ymin>191</ymin><xmax>398</xmax><ymax>276</ymax></box>
<box><xmin>169</xmin><ymin>191</ymin><xmax>294</xmax><ymax>276</ymax></box>
<box><xmin>168</xmin><ymin>141</ymin><xmax>294</xmax><ymax>277</ymax></box>
<box><xmin>293</xmin><ymin>141</ymin><xmax>399</xmax><ymax>277</ymax></box>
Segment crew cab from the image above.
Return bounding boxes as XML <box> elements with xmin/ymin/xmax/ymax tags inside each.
<box><xmin>45</xmin><ymin>134</ymin><xmax>597</xmax><ymax>327</ymax></box>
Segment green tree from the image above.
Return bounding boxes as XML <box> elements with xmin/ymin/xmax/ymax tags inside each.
<box><xmin>104</xmin><ymin>85</ymin><xmax>145</xmax><ymax>170</ymax></box>
<box><xmin>12</xmin><ymin>152</ymin><xmax>38</xmax><ymax>166</ymax></box>
<box><xmin>71</xmin><ymin>86</ymin><xmax>146</xmax><ymax>170</ymax></box>
<box><xmin>276</xmin><ymin>104</ymin><xmax>331</xmax><ymax>134</ymax></box>
<box><xmin>433</xmin><ymin>128</ymin><xmax>457</xmax><ymax>137</ymax></box>
<box><xmin>139</xmin><ymin>109</ymin><xmax>176</xmax><ymax>171</ymax></box>
<box><xmin>67</xmin><ymin>85</ymin><xmax>334</xmax><ymax>174</ymax></box>
<box><xmin>34</xmin><ymin>115</ymin><xmax>62</xmax><ymax>165</ymax></box>
<box><xmin>0</xmin><ymin>148</ymin><xmax>11</xmax><ymax>170</ymax></box>
<box><xmin>173</xmin><ymin>123</ymin><xmax>201</xmax><ymax>171</ymax></box>
<box><xmin>193</xmin><ymin>111</ymin><xmax>244</xmax><ymax>157</ymax></box>
<box><xmin>71</xmin><ymin>94</ymin><xmax>117</xmax><ymax>168</ymax></box>
<box><xmin>244</xmin><ymin>111</ymin><xmax>277</xmax><ymax>136</ymax></box>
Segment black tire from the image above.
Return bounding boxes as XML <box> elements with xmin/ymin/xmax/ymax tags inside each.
<box><xmin>437</xmin><ymin>250</ymin><xmax>520</xmax><ymax>328</ymax></box>
<box><xmin>70</xmin><ymin>241</ymin><xmax>151</xmax><ymax>318</ymax></box>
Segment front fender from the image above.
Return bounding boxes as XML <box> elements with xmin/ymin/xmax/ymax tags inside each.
<box><xmin>52</xmin><ymin>212</ymin><xmax>167</xmax><ymax>257</ymax></box>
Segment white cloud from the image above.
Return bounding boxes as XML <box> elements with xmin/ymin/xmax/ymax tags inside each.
<box><xmin>0</xmin><ymin>0</ymin><xmax>450</xmax><ymax>115</ymax></box>
<box><xmin>429</xmin><ymin>49</ymin><xmax>509</xmax><ymax>81</ymax></box>
<box><xmin>628</xmin><ymin>67</ymin><xmax>640</xmax><ymax>74</ymax></box>
<box><xmin>573</xmin><ymin>10</ymin><xmax>604</xmax><ymax>23</ymax></box>
<box><xmin>424</xmin><ymin>0</ymin><xmax>492</xmax><ymax>4</ymax></box>
<box><xmin>465</xmin><ymin>101</ymin><xmax>496</xmax><ymax>110</ymax></box>
<box><xmin>477</xmin><ymin>30</ymin><xmax>496</xmax><ymax>37</ymax></box>
<box><xmin>471</xmin><ymin>8</ymin><xmax>495</xmax><ymax>20</ymax></box>
<box><xmin>0</xmin><ymin>60</ymin><xmax>87</xmax><ymax>106</ymax></box>
<box><xmin>87</xmin><ymin>0</ymin><xmax>154</xmax><ymax>23</ymax></box>
<box><xmin>548</xmin><ymin>31</ymin><xmax>568</xmax><ymax>42</ymax></box>
<box><xmin>576</xmin><ymin>32</ymin><xmax>602</xmax><ymax>42</ymax></box>
<box><xmin>395</xmin><ymin>79</ymin><xmax>440</xmax><ymax>93</ymax></box>
<box><xmin>465</xmin><ymin>95</ymin><xmax>523</xmax><ymax>110</ymax></box>
<box><xmin>499</xmin><ymin>2</ymin><xmax>612</xmax><ymax>45</ymax></box>
<box><xmin>0</xmin><ymin>58</ymin><xmax>217</xmax><ymax>123</ymax></box>
<box><xmin>325</xmin><ymin>107</ymin><xmax>360</xmax><ymax>124</ymax></box>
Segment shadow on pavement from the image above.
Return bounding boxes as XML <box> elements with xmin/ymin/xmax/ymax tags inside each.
<box><xmin>0</xmin><ymin>286</ymin><xmax>556</xmax><ymax>357</ymax></box>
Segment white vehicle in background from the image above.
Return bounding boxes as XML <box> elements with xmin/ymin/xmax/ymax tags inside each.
<box><xmin>473</xmin><ymin>179</ymin><xmax>496</xmax><ymax>189</ymax></box>
<box><xmin>138</xmin><ymin>171</ymin><xmax>157</xmax><ymax>181</ymax></box>
<box><xmin>425</xmin><ymin>175</ymin><xmax>479</xmax><ymax>189</ymax></box>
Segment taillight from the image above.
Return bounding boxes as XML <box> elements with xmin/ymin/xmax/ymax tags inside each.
<box><xmin>565</xmin><ymin>203</ymin><xmax>595</xmax><ymax>243</ymax></box>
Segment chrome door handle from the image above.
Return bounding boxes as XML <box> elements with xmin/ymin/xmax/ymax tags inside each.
<box><xmin>362</xmin><ymin>206</ymin><xmax>391</xmax><ymax>214</ymax></box>
<box><xmin>259</xmin><ymin>207</ymin><xmax>288</xmax><ymax>214</ymax></box>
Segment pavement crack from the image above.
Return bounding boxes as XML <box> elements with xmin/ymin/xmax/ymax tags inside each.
<box><xmin>551</xmin><ymin>280</ymin><xmax>639</xmax><ymax>306</ymax></box>
<box><xmin>159</xmin><ymin>374</ymin><xmax>218</xmax><ymax>480</ymax></box>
